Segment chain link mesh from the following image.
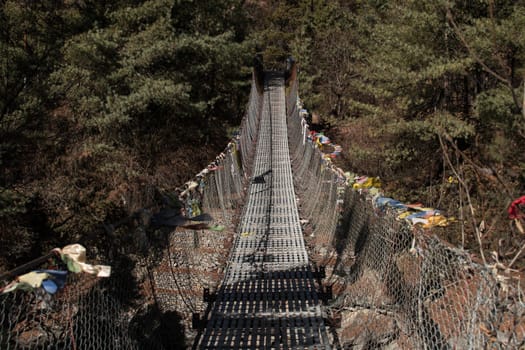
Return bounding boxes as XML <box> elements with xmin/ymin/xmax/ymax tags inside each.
<box><xmin>287</xmin><ymin>72</ymin><xmax>343</xmax><ymax>251</ymax></box>
<box><xmin>0</xmin><ymin>272</ymin><xmax>138</xmax><ymax>349</ymax></box>
<box><xmin>285</xmin><ymin>68</ymin><xmax>524</xmax><ymax>349</ymax></box>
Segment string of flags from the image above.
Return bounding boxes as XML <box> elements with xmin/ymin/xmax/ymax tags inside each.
<box><xmin>374</xmin><ymin>196</ymin><xmax>455</xmax><ymax>228</ymax></box>
<box><xmin>1</xmin><ymin>244</ymin><xmax>111</xmax><ymax>295</ymax></box>
<box><xmin>346</xmin><ymin>173</ymin><xmax>455</xmax><ymax>229</ymax></box>
<box><xmin>308</xmin><ymin>131</ymin><xmax>343</xmax><ymax>159</ymax></box>
<box><xmin>298</xmin><ymin>107</ymin><xmax>343</xmax><ymax>160</ymax></box>
<box><xmin>170</xmin><ymin>137</ymin><xmax>242</xmax><ymax>232</ymax></box>
<box><xmin>297</xmin><ymin>97</ymin><xmax>455</xmax><ymax>230</ymax></box>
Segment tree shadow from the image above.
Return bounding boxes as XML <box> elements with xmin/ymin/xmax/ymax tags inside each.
<box><xmin>130</xmin><ymin>306</ymin><xmax>186</xmax><ymax>350</ymax></box>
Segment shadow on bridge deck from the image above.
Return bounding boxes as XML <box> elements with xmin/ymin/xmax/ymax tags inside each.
<box><xmin>195</xmin><ymin>266</ymin><xmax>331</xmax><ymax>349</ymax></box>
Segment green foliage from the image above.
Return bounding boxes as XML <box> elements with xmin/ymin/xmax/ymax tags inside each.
<box><xmin>429</xmin><ymin>112</ymin><xmax>476</xmax><ymax>139</ymax></box>
<box><xmin>258</xmin><ymin>0</ymin><xmax>525</xmax><ymax>261</ymax></box>
<box><xmin>475</xmin><ymin>86</ymin><xmax>517</xmax><ymax>128</ymax></box>
<box><xmin>0</xmin><ymin>188</ymin><xmax>29</xmax><ymax>218</ymax></box>
<box><xmin>171</xmin><ymin>0</ymin><xmax>247</xmax><ymax>38</ymax></box>
<box><xmin>111</xmin><ymin>0</ymin><xmax>172</xmax><ymax>34</ymax></box>
<box><xmin>475</xmin><ymin>86</ymin><xmax>523</xmax><ymax>164</ymax></box>
<box><xmin>1</xmin><ymin>0</ymin><xmax>523</xmax><ymax>268</ymax></box>
<box><xmin>248</xmin><ymin>1</ymin><xmax>303</xmax><ymax>70</ymax></box>
<box><xmin>0</xmin><ymin>0</ymin><xmax>252</xmax><ymax>264</ymax></box>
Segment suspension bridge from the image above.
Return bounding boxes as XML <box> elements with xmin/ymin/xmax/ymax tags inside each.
<box><xmin>0</xmin><ymin>65</ymin><xmax>523</xmax><ymax>349</ymax></box>
<box><xmin>197</xmin><ymin>73</ymin><xmax>330</xmax><ymax>348</ymax></box>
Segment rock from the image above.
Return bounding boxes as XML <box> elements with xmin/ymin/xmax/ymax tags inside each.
<box><xmin>339</xmin><ymin>309</ymin><xmax>400</xmax><ymax>349</ymax></box>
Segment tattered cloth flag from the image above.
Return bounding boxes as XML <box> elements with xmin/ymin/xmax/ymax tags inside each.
<box><xmin>508</xmin><ymin>195</ymin><xmax>525</xmax><ymax>220</ymax></box>
<box><xmin>508</xmin><ymin>195</ymin><xmax>525</xmax><ymax>234</ymax></box>
<box><xmin>1</xmin><ymin>269</ymin><xmax>68</xmax><ymax>295</ymax></box>
<box><xmin>59</xmin><ymin>244</ymin><xmax>111</xmax><ymax>277</ymax></box>
<box><xmin>1</xmin><ymin>244</ymin><xmax>110</xmax><ymax>295</ymax></box>
<box><xmin>1</xmin><ymin>271</ymin><xmax>50</xmax><ymax>294</ymax></box>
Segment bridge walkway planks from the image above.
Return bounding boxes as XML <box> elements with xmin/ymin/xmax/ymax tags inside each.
<box><xmin>198</xmin><ymin>73</ymin><xmax>331</xmax><ymax>349</ymax></box>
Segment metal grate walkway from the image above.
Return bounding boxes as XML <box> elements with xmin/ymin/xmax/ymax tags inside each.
<box><xmin>197</xmin><ymin>74</ymin><xmax>331</xmax><ymax>349</ymax></box>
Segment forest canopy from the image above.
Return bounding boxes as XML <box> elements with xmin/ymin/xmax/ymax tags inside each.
<box><xmin>0</xmin><ymin>0</ymin><xmax>252</xmax><ymax>268</ymax></box>
<box><xmin>250</xmin><ymin>0</ymin><xmax>525</xmax><ymax>265</ymax></box>
<box><xmin>1</xmin><ymin>0</ymin><xmax>525</xmax><ymax>269</ymax></box>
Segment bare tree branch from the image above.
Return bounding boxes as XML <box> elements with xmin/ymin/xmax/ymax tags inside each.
<box><xmin>438</xmin><ymin>132</ymin><xmax>487</xmax><ymax>265</ymax></box>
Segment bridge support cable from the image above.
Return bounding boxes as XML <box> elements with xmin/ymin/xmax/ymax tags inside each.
<box><xmin>197</xmin><ymin>73</ymin><xmax>331</xmax><ymax>349</ymax></box>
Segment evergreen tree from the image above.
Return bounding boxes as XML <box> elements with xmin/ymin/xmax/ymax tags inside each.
<box><xmin>253</xmin><ymin>0</ymin><xmax>525</xmax><ymax>259</ymax></box>
<box><xmin>1</xmin><ymin>0</ymin><xmax>252</xmax><ymax>267</ymax></box>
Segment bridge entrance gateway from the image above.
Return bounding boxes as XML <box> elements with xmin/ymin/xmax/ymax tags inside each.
<box><xmin>197</xmin><ymin>73</ymin><xmax>331</xmax><ymax>348</ymax></box>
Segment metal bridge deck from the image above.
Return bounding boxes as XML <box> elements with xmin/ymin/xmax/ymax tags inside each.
<box><xmin>198</xmin><ymin>75</ymin><xmax>331</xmax><ymax>349</ymax></box>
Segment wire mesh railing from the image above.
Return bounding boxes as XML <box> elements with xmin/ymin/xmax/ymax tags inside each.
<box><xmin>287</xmin><ymin>67</ymin><xmax>346</xmax><ymax>252</ymax></box>
<box><xmin>330</xmin><ymin>192</ymin><xmax>507</xmax><ymax>349</ymax></box>
<box><xmin>285</xmin><ymin>64</ymin><xmax>525</xmax><ymax>349</ymax></box>
<box><xmin>0</xmin><ymin>250</ymin><xmax>138</xmax><ymax>350</ymax></box>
